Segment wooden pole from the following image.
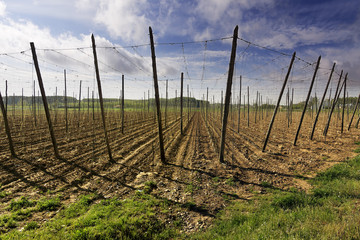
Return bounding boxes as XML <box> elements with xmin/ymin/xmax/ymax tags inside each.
<box><xmin>206</xmin><ymin>87</ymin><xmax>209</xmax><ymax>122</ymax></box>
<box><xmin>91</xmin><ymin>34</ymin><xmax>113</xmax><ymax>161</ymax></box>
<box><xmin>33</xmin><ymin>80</ymin><xmax>36</xmax><ymax>126</ymax></box>
<box><xmin>262</xmin><ymin>52</ymin><xmax>296</xmax><ymax>152</ymax></box>
<box><xmin>243</xmin><ymin>94</ymin><xmax>246</xmax><ymax>118</ymax></box>
<box><xmin>341</xmin><ymin>74</ymin><xmax>347</xmax><ymax>133</ymax></box>
<box><xmin>0</xmin><ymin>92</ymin><xmax>16</xmax><ymax>157</ymax></box>
<box><xmin>175</xmin><ymin>90</ymin><xmax>177</xmax><ymax>119</ymax></box>
<box><xmin>30</xmin><ymin>42</ymin><xmax>60</xmax><ymax>159</ymax></box>
<box><xmin>219</xmin><ymin>25</ymin><xmax>238</xmax><ymax>163</ymax></box>
<box><xmin>294</xmin><ymin>56</ymin><xmax>321</xmax><ymax>146</ymax></box>
<box><xmin>220</xmin><ymin>90</ymin><xmax>223</xmax><ymax>118</ymax></box>
<box><xmin>291</xmin><ymin>88</ymin><xmax>294</xmax><ymax>124</ymax></box>
<box><xmin>187</xmin><ymin>84</ymin><xmax>189</xmax><ymax>123</ymax></box>
<box><xmin>324</xmin><ymin>70</ymin><xmax>343</xmax><ymax>136</ymax></box>
<box><xmin>310</xmin><ymin>62</ymin><xmax>335</xmax><ymax>140</ymax></box>
<box><xmin>247</xmin><ymin>86</ymin><xmax>250</xmax><ymax>127</ymax></box>
<box><xmin>55</xmin><ymin>86</ymin><xmax>58</xmax><ymax>123</ymax></box>
<box><xmin>165</xmin><ymin>79</ymin><xmax>168</xmax><ymax>128</ymax></box>
<box><xmin>287</xmin><ymin>88</ymin><xmax>290</xmax><ymax>127</ymax></box>
<box><xmin>348</xmin><ymin>93</ymin><xmax>360</xmax><ymax>131</ymax></box>
<box><xmin>87</xmin><ymin>87</ymin><xmax>90</xmax><ymax>119</ymax></box>
<box><xmin>121</xmin><ymin>74</ymin><xmax>125</xmax><ymax>134</ymax></box>
<box><xmin>238</xmin><ymin>75</ymin><xmax>241</xmax><ymax>132</ymax></box>
<box><xmin>149</xmin><ymin>27</ymin><xmax>166</xmax><ymax>163</ymax></box>
<box><xmin>78</xmin><ymin>80</ymin><xmax>82</xmax><ymax>128</ymax></box>
<box><xmin>255</xmin><ymin>91</ymin><xmax>258</xmax><ymax>124</ymax></box>
<box><xmin>21</xmin><ymin>88</ymin><xmax>24</xmax><ymax>122</ymax></box>
<box><xmin>5</xmin><ymin>80</ymin><xmax>8</xmax><ymax>114</ymax></box>
<box><xmin>180</xmin><ymin>73</ymin><xmax>184</xmax><ymax>135</ymax></box>
<box><xmin>64</xmin><ymin>70</ymin><xmax>68</xmax><ymax>133</ymax></box>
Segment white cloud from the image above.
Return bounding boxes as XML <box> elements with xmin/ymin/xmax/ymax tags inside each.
<box><xmin>94</xmin><ymin>0</ymin><xmax>151</xmax><ymax>43</ymax></box>
<box><xmin>0</xmin><ymin>1</ymin><xmax>6</xmax><ymax>17</ymax></box>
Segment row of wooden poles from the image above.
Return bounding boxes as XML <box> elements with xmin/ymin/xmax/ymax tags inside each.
<box><xmin>1</xmin><ymin>26</ymin><xmax>360</xmax><ymax>164</ymax></box>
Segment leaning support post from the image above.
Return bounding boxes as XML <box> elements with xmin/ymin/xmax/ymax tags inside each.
<box><xmin>294</xmin><ymin>56</ymin><xmax>321</xmax><ymax>146</ymax></box>
<box><xmin>348</xmin><ymin>93</ymin><xmax>360</xmax><ymax>131</ymax></box>
<box><xmin>91</xmin><ymin>34</ymin><xmax>113</xmax><ymax>161</ymax></box>
<box><xmin>149</xmin><ymin>27</ymin><xmax>166</xmax><ymax>163</ymax></box>
<box><xmin>310</xmin><ymin>62</ymin><xmax>335</xmax><ymax>140</ymax></box>
<box><xmin>262</xmin><ymin>52</ymin><xmax>296</xmax><ymax>152</ymax></box>
<box><xmin>0</xmin><ymin>92</ymin><xmax>16</xmax><ymax>157</ymax></box>
<box><xmin>323</xmin><ymin>70</ymin><xmax>343</xmax><ymax>136</ymax></box>
<box><xmin>30</xmin><ymin>42</ymin><xmax>60</xmax><ymax>159</ymax></box>
<box><xmin>341</xmin><ymin>74</ymin><xmax>347</xmax><ymax>133</ymax></box>
<box><xmin>219</xmin><ymin>25</ymin><xmax>238</xmax><ymax>163</ymax></box>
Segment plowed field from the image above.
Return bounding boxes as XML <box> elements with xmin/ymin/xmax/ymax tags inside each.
<box><xmin>0</xmin><ymin>109</ymin><xmax>359</xmax><ymax>231</ymax></box>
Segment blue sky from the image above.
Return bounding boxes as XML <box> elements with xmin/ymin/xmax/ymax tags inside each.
<box><xmin>0</xmin><ymin>0</ymin><xmax>359</xmax><ymax>102</ymax></box>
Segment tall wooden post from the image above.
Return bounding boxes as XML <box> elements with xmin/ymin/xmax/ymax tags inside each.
<box><xmin>262</xmin><ymin>52</ymin><xmax>296</xmax><ymax>152</ymax></box>
<box><xmin>165</xmin><ymin>79</ymin><xmax>168</xmax><ymax>128</ymax></box>
<box><xmin>149</xmin><ymin>27</ymin><xmax>166</xmax><ymax>163</ymax></box>
<box><xmin>238</xmin><ymin>76</ymin><xmax>241</xmax><ymax>132</ymax></box>
<box><xmin>220</xmin><ymin>90</ymin><xmax>223</xmax><ymax>118</ymax></box>
<box><xmin>287</xmin><ymin>88</ymin><xmax>290</xmax><ymax>127</ymax></box>
<box><xmin>21</xmin><ymin>88</ymin><xmax>24</xmax><ymax>122</ymax></box>
<box><xmin>30</xmin><ymin>42</ymin><xmax>60</xmax><ymax>159</ymax></box>
<box><xmin>91</xmin><ymin>34</ymin><xmax>113</xmax><ymax>161</ymax></box>
<box><xmin>78</xmin><ymin>80</ymin><xmax>82</xmax><ymax>128</ymax></box>
<box><xmin>180</xmin><ymin>73</ymin><xmax>184</xmax><ymax>135</ymax></box>
<box><xmin>64</xmin><ymin>70</ymin><xmax>68</xmax><ymax>133</ymax></box>
<box><xmin>5</xmin><ymin>80</ymin><xmax>8</xmax><ymax>113</ymax></box>
<box><xmin>255</xmin><ymin>91</ymin><xmax>258</xmax><ymax>124</ymax></box>
<box><xmin>341</xmin><ymin>74</ymin><xmax>347</xmax><ymax>133</ymax></box>
<box><xmin>206</xmin><ymin>87</ymin><xmax>209</xmax><ymax>122</ymax></box>
<box><xmin>324</xmin><ymin>71</ymin><xmax>343</xmax><ymax>136</ymax></box>
<box><xmin>348</xmin><ymin>93</ymin><xmax>360</xmax><ymax>131</ymax></box>
<box><xmin>121</xmin><ymin>75</ymin><xmax>125</xmax><ymax>134</ymax></box>
<box><xmin>310</xmin><ymin>62</ymin><xmax>335</xmax><ymax>140</ymax></box>
<box><xmin>219</xmin><ymin>25</ymin><xmax>238</xmax><ymax>163</ymax></box>
<box><xmin>33</xmin><ymin>80</ymin><xmax>36</xmax><ymax>126</ymax></box>
<box><xmin>291</xmin><ymin>88</ymin><xmax>294</xmax><ymax>123</ymax></box>
<box><xmin>187</xmin><ymin>84</ymin><xmax>189</xmax><ymax>123</ymax></box>
<box><xmin>0</xmin><ymin>92</ymin><xmax>16</xmax><ymax>157</ymax></box>
<box><xmin>294</xmin><ymin>56</ymin><xmax>321</xmax><ymax>146</ymax></box>
<box><xmin>175</xmin><ymin>90</ymin><xmax>177</xmax><ymax>119</ymax></box>
<box><xmin>247</xmin><ymin>86</ymin><xmax>250</xmax><ymax>127</ymax></box>
<box><xmin>87</xmin><ymin>87</ymin><xmax>90</xmax><ymax>119</ymax></box>
<box><xmin>54</xmin><ymin>86</ymin><xmax>58</xmax><ymax>123</ymax></box>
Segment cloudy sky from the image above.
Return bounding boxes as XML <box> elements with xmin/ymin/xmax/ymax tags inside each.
<box><xmin>0</xmin><ymin>0</ymin><xmax>359</xmax><ymax>102</ymax></box>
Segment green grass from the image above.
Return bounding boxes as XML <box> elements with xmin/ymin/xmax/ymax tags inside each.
<box><xmin>191</xmin><ymin>154</ymin><xmax>360</xmax><ymax>239</ymax></box>
<box><xmin>185</xmin><ymin>182</ymin><xmax>199</xmax><ymax>193</ymax></box>
<box><xmin>0</xmin><ymin>193</ymin><xmax>181</xmax><ymax>239</ymax></box>
<box><xmin>0</xmin><ymin>191</ymin><xmax>9</xmax><ymax>199</ymax></box>
<box><xmin>1</xmin><ymin>153</ymin><xmax>360</xmax><ymax>239</ymax></box>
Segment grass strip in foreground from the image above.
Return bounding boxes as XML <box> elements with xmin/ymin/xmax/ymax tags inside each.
<box><xmin>2</xmin><ymin>154</ymin><xmax>360</xmax><ymax>239</ymax></box>
<box><xmin>191</xmin><ymin>154</ymin><xmax>360</xmax><ymax>239</ymax></box>
<box><xmin>1</xmin><ymin>192</ymin><xmax>180</xmax><ymax>240</ymax></box>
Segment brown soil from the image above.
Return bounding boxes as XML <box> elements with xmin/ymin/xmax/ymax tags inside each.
<box><xmin>0</xmin><ymin>109</ymin><xmax>359</xmax><ymax>232</ymax></box>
